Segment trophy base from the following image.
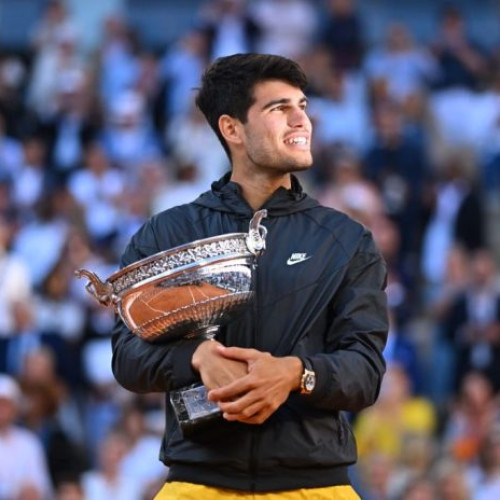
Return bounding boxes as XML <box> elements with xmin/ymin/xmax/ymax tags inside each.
<box><xmin>170</xmin><ymin>324</ymin><xmax>222</xmax><ymax>434</ymax></box>
<box><xmin>170</xmin><ymin>384</ymin><xmax>221</xmax><ymax>435</ymax></box>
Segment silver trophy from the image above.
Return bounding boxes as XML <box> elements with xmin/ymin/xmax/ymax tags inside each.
<box><xmin>75</xmin><ymin>210</ymin><xmax>267</xmax><ymax>432</ymax></box>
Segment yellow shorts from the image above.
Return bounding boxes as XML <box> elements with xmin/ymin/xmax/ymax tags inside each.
<box><xmin>154</xmin><ymin>481</ymin><xmax>360</xmax><ymax>500</ymax></box>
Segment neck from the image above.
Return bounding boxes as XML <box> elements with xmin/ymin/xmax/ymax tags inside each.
<box><xmin>230</xmin><ymin>169</ymin><xmax>292</xmax><ymax>211</ymax></box>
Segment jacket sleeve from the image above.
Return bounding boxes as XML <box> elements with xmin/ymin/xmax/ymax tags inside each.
<box><xmin>305</xmin><ymin>231</ymin><xmax>388</xmax><ymax>412</ymax></box>
<box><xmin>111</xmin><ymin>220</ymin><xmax>206</xmax><ymax>394</ymax></box>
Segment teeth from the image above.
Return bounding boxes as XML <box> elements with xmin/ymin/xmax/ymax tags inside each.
<box><xmin>286</xmin><ymin>137</ymin><xmax>307</xmax><ymax>145</ymax></box>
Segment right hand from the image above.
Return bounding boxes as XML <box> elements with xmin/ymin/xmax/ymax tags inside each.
<box><xmin>191</xmin><ymin>340</ymin><xmax>248</xmax><ymax>391</ymax></box>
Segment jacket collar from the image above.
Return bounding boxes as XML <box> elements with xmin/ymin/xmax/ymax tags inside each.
<box><xmin>193</xmin><ymin>172</ymin><xmax>319</xmax><ymax>217</ymax></box>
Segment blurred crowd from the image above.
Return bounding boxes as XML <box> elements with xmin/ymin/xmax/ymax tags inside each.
<box><xmin>1</xmin><ymin>0</ymin><xmax>500</xmax><ymax>498</ymax></box>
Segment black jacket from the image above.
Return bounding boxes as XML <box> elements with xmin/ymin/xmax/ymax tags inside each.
<box><xmin>112</xmin><ymin>174</ymin><xmax>388</xmax><ymax>491</ymax></box>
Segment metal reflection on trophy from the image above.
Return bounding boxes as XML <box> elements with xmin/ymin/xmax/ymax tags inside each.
<box><xmin>75</xmin><ymin>209</ymin><xmax>268</xmax><ymax>432</ymax></box>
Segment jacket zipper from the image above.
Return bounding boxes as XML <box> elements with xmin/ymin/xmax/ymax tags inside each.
<box><xmin>248</xmin><ymin>212</ymin><xmax>263</xmax><ymax>491</ymax></box>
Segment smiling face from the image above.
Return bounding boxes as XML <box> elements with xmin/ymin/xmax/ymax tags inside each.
<box><xmin>228</xmin><ymin>80</ymin><xmax>313</xmax><ymax>177</ymax></box>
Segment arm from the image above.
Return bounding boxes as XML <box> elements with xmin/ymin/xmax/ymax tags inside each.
<box><xmin>208</xmin><ymin>231</ymin><xmax>388</xmax><ymax>420</ymax></box>
<box><xmin>111</xmin><ymin>221</ymin><xmax>207</xmax><ymax>393</ymax></box>
<box><xmin>111</xmin><ymin>218</ymin><xmax>247</xmax><ymax>394</ymax></box>
<box><xmin>304</xmin><ymin>232</ymin><xmax>388</xmax><ymax>412</ymax></box>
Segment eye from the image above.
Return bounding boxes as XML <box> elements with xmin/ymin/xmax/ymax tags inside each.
<box><xmin>271</xmin><ymin>105</ymin><xmax>286</xmax><ymax>112</ymax></box>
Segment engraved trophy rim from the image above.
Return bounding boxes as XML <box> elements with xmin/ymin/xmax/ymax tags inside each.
<box><xmin>107</xmin><ymin>231</ymin><xmax>249</xmax><ymax>285</ymax></box>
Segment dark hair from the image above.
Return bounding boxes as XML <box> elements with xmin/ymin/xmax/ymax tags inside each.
<box><xmin>195</xmin><ymin>53</ymin><xmax>308</xmax><ymax>158</ymax></box>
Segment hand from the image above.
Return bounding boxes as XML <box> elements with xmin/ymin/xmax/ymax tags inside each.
<box><xmin>191</xmin><ymin>340</ymin><xmax>248</xmax><ymax>392</ymax></box>
<box><xmin>207</xmin><ymin>346</ymin><xmax>302</xmax><ymax>425</ymax></box>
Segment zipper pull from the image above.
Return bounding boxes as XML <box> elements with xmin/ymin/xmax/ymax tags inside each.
<box><xmin>246</xmin><ymin>209</ymin><xmax>268</xmax><ymax>255</ymax></box>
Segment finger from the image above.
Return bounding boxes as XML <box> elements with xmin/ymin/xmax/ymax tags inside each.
<box><xmin>216</xmin><ymin>346</ymin><xmax>259</xmax><ymax>362</ymax></box>
<box><xmin>228</xmin><ymin>408</ymin><xmax>272</xmax><ymax>425</ymax></box>
<box><xmin>218</xmin><ymin>391</ymin><xmax>261</xmax><ymax>415</ymax></box>
<box><xmin>222</xmin><ymin>400</ymin><xmax>264</xmax><ymax>421</ymax></box>
<box><xmin>207</xmin><ymin>376</ymin><xmax>253</xmax><ymax>402</ymax></box>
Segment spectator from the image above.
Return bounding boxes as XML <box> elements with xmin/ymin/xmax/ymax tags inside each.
<box><xmin>12</xmin><ymin>135</ymin><xmax>48</xmax><ymax>220</ymax></box>
<box><xmin>433</xmin><ymin>457</ymin><xmax>470</xmax><ymax>500</ymax></box>
<box><xmin>354</xmin><ymin>363</ymin><xmax>436</xmax><ymax>460</ymax></box>
<box><xmin>40</xmin><ymin>68</ymin><xmax>97</xmax><ymax>184</ymax></box>
<box><xmin>81</xmin><ymin>430</ymin><xmax>143</xmax><ymax>499</ymax></box>
<box><xmin>317</xmin><ymin>146</ymin><xmax>384</xmax><ymax>227</ymax></box>
<box><xmin>68</xmin><ymin>141</ymin><xmax>126</xmax><ymax>244</ymax></box>
<box><xmin>12</xmin><ymin>191</ymin><xmax>70</xmax><ymax>288</ymax></box>
<box><xmin>430</xmin><ymin>5</ymin><xmax>487</xmax><ymax>91</ymax></box>
<box><xmin>443</xmin><ymin>371</ymin><xmax>498</xmax><ymax>464</ymax></box>
<box><xmin>166</xmin><ymin>102</ymin><xmax>229</xmax><ymax>190</ymax></box>
<box><xmin>117</xmin><ymin>401</ymin><xmax>166</xmax><ymax>494</ymax></box>
<box><xmin>364</xmin><ymin>100</ymin><xmax>430</xmax><ymax>271</ymax></box>
<box><xmin>160</xmin><ymin>30</ymin><xmax>207</xmax><ymax>121</ymax></box>
<box><xmin>29</xmin><ymin>23</ymin><xmax>85</xmax><ymax>120</ymax></box>
<box><xmin>440</xmin><ymin>249</ymin><xmax>500</xmax><ymax>390</ymax></box>
<box><xmin>469</xmin><ymin>427</ymin><xmax>500</xmax><ymax>499</ymax></box>
<box><xmin>198</xmin><ymin>0</ymin><xmax>260</xmax><ymax>61</ymax></box>
<box><xmin>364</xmin><ymin>23</ymin><xmax>437</xmax><ymax>103</ymax></box>
<box><xmin>0</xmin><ymin>374</ymin><xmax>53</xmax><ymax>499</ymax></box>
<box><xmin>0</xmin><ymin>213</ymin><xmax>33</xmax><ymax>341</ymax></box>
<box><xmin>97</xmin><ymin>15</ymin><xmax>140</xmax><ymax>106</ymax></box>
<box><xmin>421</xmin><ymin>153</ymin><xmax>485</xmax><ymax>293</ymax></box>
<box><xmin>319</xmin><ymin>0</ymin><xmax>365</xmax><ymax>72</ymax></box>
<box><xmin>308</xmin><ymin>67</ymin><xmax>371</xmax><ymax>154</ymax></box>
<box><xmin>250</xmin><ymin>0</ymin><xmax>318</xmax><ymax>58</ymax></box>
<box><xmin>101</xmin><ymin>89</ymin><xmax>161</xmax><ymax>176</ymax></box>
<box><xmin>0</xmin><ymin>112</ymin><xmax>23</xmax><ymax>179</ymax></box>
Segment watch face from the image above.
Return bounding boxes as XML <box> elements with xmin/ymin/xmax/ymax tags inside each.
<box><xmin>304</xmin><ymin>372</ymin><xmax>315</xmax><ymax>392</ymax></box>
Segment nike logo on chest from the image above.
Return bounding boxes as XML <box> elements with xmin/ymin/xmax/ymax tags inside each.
<box><xmin>286</xmin><ymin>253</ymin><xmax>312</xmax><ymax>265</ymax></box>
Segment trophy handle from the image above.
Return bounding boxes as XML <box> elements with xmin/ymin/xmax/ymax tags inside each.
<box><xmin>74</xmin><ymin>269</ymin><xmax>115</xmax><ymax>307</ymax></box>
<box><xmin>246</xmin><ymin>209</ymin><xmax>268</xmax><ymax>255</ymax></box>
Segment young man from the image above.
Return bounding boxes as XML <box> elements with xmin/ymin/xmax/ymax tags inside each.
<box><xmin>112</xmin><ymin>53</ymin><xmax>388</xmax><ymax>499</ymax></box>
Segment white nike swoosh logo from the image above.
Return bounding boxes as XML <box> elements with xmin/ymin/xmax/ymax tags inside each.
<box><xmin>287</xmin><ymin>256</ymin><xmax>312</xmax><ymax>265</ymax></box>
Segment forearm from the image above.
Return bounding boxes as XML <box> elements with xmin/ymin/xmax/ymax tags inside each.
<box><xmin>303</xmin><ymin>238</ymin><xmax>388</xmax><ymax>412</ymax></box>
<box><xmin>305</xmin><ymin>347</ymin><xmax>386</xmax><ymax>412</ymax></box>
<box><xmin>111</xmin><ymin>319</ymin><xmax>205</xmax><ymax>393</ymax></box>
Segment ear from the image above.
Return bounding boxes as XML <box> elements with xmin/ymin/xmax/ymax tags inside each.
<box><xmin>218</xmin><ymin>114</ymin><xmax>243</xmax><ymax>147</ymax></box>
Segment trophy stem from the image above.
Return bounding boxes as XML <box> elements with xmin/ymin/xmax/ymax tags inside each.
<box><xmin>185</xmin><ymin>325</ymin><xmax>220</xmax><ymax>340</ymax></box>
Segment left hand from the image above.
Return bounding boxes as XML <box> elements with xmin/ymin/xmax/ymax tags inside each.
<box><xmin>207</xmin><ymin>346</ymin><xmax>302</xmax><ymax>424</ymax></box>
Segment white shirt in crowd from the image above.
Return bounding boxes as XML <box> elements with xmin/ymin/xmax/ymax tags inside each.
<box><xmin>0</xmin><ymin>426</ymin><xmax>53</xmax><ymax>499</ymax></box>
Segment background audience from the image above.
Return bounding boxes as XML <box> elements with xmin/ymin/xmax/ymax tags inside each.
<box><xmin>1</xmin><ymin>0</ymin><xmax>500</xmax><ymax>497</ymax></box>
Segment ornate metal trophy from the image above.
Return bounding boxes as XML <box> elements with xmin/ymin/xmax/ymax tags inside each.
<box><xmin>75</xmin><ymin>210</ymin><xmax>267</xmax><ymax>432</ymax></box>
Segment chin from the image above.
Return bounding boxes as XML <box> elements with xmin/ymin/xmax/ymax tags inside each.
<box><xmin>289</xmin><ymin>155</ymin><xmax>313</xmax><ymax>171</ymax></box>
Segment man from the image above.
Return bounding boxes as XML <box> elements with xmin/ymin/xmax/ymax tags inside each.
<box><xmin>0</xmin><ymin>374</ymin><xmax>53</xmax><ymax>499</ymax></box>
<box><xmin>112</xmin><ymin>53</ymin><xmax>388</xmax><ymax>499</ymax></box>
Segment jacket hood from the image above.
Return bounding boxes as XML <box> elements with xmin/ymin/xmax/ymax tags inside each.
<box><xmin>193</xmin><ymin>172</ymin><xmax>319</xmax><ymax>217</ymax></box>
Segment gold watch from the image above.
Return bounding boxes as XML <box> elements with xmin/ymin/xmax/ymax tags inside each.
<box><xmin>299</xmin><ymin>358</ymin><xmax>316</xmax><ymax>395</ymax></box>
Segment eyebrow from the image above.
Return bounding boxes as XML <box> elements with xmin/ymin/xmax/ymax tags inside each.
<box><xmin>261</xmin><ymin>96</ymin><xmax>308</xmax><ymax>111</ymax></box>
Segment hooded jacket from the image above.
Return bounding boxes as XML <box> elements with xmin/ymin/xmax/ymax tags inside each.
<box><xmin>111</xmin><ymin>173</ymin><xmax>388</xmax><ymax>491</ymax></box>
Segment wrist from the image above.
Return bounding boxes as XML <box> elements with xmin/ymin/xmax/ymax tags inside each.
<box><xmin>284</xmin><ymin>356</ymin><xmax>304</xmax><ymax>392</ymax></box>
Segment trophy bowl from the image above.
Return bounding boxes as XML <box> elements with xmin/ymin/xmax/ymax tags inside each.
<box><xmin>75</xmin><ymin>210</ymin><xmax>267</xmax><ymax>343</ymax></box>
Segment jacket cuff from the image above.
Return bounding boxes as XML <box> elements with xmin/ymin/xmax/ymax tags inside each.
<box><xmin>305</xmin><ymin>356</ymin><xmax>332</xmax><ymax>402</ymax></box>
<box><xmin>168</xmin><ymin>338</ymin><xmax>207</xmax><ymax>388</ymax></box>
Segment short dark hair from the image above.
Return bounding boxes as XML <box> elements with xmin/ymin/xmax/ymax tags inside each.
<box><xmin>195</xmin><ymin>53</ymin><xmax>308</xmax><ymax>158</ymax></box>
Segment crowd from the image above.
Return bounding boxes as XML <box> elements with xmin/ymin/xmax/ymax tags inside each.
<box><xmin>0</xmin><ymin>0</ymin><xmax>500</xmax><ymax>498</ymax></box>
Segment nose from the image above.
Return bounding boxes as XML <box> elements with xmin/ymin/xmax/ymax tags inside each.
<box><xmin>289</xmin><ymin>107</ymin><xmax>310</xmax><ymax>128</ymax></box>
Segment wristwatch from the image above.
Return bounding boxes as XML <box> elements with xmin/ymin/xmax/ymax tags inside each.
<box><xmin>299</xmin><ymin>358</ymin><xmax>316</xmax><ymax>395</ymax></box>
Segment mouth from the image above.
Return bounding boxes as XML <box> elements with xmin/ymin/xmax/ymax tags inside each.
<box><xmin>283</xmin><ymin>135</ymin><xmax>310</xmax><ymax>148</ymax></box>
